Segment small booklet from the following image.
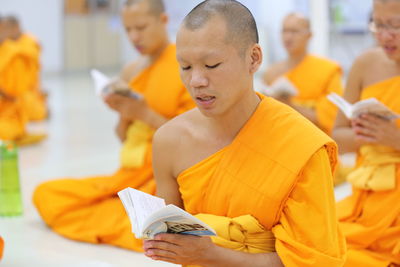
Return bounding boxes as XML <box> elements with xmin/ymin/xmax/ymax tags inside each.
<box><xmin>118</xmin><ymin>187</ymin><xmax>217</xmax><ymax>239</ymax></box>
<box><xmin>327</xmin><ymin>93</ymin><xmax>400</xmax><ymax>120</ymax></box>
<box><xmin>262</xmin><ymin>76</ymin><xmax>298</xmax><ymax>98</ymax></box>
<box><xmin>90</xmin><ymin>69</ymin><xmax>142</xmax><ymax>99</ymax></box>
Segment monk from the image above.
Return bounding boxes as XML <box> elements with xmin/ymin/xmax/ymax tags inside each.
<box><xmin>0</xmin><ymin>16</ymin><xmax>28</xmax><ymax>141</ymax></box>
<box><xmin>263</xmin><ymin>13</ymin><xmax>343</xmax><ymax>135</ymax></box>
<box><xmin>33</xmin><ymin>0</ymin><xmax>194</xmax><ymax>251</ymax></box>
<box><xmin>144</xmin><ymin>1</ymin><xmax>346</xmax><ymax>266</ymax></box>
<box><xmin>4</xmin><ymin>15</ymin><xmax>47</xmax><ymax>121</ymax></box>
<box><xmin>333</xmin><ymin>0</ymin><xmax>400</xmax><ymax>266</ymax></box>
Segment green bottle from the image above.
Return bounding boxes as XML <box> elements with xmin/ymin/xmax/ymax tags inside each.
<box><xmin>0</xmin><ymin>141</ymin><xmax>23</xmax><ymax>216</ymax></box>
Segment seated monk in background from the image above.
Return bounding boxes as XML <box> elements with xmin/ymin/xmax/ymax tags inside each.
<box><xmin>4</xmin><ymin>15</ymin><xmax>48</xmax><ymax>121</ymax></box>
<box><xmin>0</xmin><ymin>16</ymin><xmax>29</xmax><ymax>142</ymax></box>
<box><xmin>333</xmin><ymin>0</ymin><xmax>400</xmax><ymax>266</ymax></box>
<box><xmin>33</xmin><ymin>0</ymin><xmax>194</xmax><ymax>251</ymax></box>
<box><xmin>263</xmin><ymin>13</ymin><xmax>343</xmax><ymax>135</ymax></box>
<box><xmin>144</xmin><ymin>1</ymin><xmax>346</xmax><ymax>266</ymax></box>
<box><xmin>264</xmin><ymin>13</ymin><xmax>350</xmax><ymax>186</ymax></box>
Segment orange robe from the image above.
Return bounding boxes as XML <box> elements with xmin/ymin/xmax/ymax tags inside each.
<box><xmin>0</xmin><ymin>236</ymin><xmax>3</xmax><ymax>260</ymax></box>
<box><xmin>0</xmin><ymin>40</ymin><xmax>29</xmax><ymax>140</ymax></box>
<box><xmin>284</xmin><ymin>54</ymin><xmax>344</xmax><ymax>135</ymax></box>
<box><xmin>178</xmin><ymin>97</ymin><xmax>346</xmax><ymax>266</ymax></box>
<box><xmin>33</xmin><ymin>44</ymin><xmax>194</xmax><ymax>251</ymax></box>
<box><xmin>14</xmin><ymin>33</ymin><xmax>47</xmax><ymax>121</ymax></box>
<box><xmin>337</xmin><ymin>76</ymin><xmax>400</xmax><ymax>267</ymax></box>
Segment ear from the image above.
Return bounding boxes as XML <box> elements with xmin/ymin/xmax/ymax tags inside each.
<box><xmin>160</xmin><ymin>13</ymin><xmax>169</xmax><ymax>25</ymax></box>
<box><xmin>249</xmin><ymin>44</ymin><xmax>262</xmax><ymax>74</ymax></box>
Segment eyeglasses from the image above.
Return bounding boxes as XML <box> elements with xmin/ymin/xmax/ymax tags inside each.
<box><xmin>369</xmin><ymin>21</ymin><xmax>400</xmax><ymax>35</ymax></box>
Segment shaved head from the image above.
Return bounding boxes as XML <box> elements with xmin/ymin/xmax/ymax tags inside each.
<box><xmin>4</xmin><ymin>15</ymin><xmax>19</xmax><ymax>26</ymax></box>
<box><xmin>283</xmin><ymin>13</ymin><xmax>310</xmax><ymax>31</ymax></box>
<box><xmin>124</xmin><ymin>0</ymin><xmax>165</xmax><ymax>16</ymax></box>
<box><xmin>182</xmin><ymin>0</ymin><xmax>259</xmax><ymax>54</ymax></box>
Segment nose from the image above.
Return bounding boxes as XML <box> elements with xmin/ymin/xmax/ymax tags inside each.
<box><xmin>128</xmin><ymin>30</ymin><xmax>140</xmax><ymax>44</ymax></box>
<box><xmin>189</xmin><ymin>69</ymin><xmax>208</xmax><ymax>88</ymax></box>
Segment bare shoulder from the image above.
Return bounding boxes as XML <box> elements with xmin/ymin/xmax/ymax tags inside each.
<box><xmin>153</xmin><ymin>109</ymin><xmax>202</xmax><ymax>176</ymax></box>
<box><xmin>263</xmin><ymin>61</ymin><xmax>287</xmax><ymax>85</ymax></box>
<box><xmin>153</xmin><ymin>109</ymin><xmax>200</xmax><ymax>154</ymax></box>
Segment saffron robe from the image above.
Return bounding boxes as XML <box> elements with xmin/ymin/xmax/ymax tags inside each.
<box><xmin>178</xmin><ymin>97</ymin><xmax>346</xmax><ymax>266</ymax></box>
<box><xmin>14</xmin><ymin>33</ymin><xmax>47</xmax><ymax>121</ymax></box>
<box><xmin>33</xmin><ymin>44</ymin><xmax>194</xmax><ymax>251</ymax></box>
<box><xmin>0</xmin><ymin>40</ymin><xmax>29</xmax><ymax>140</ymax></box>
<box><xmin>284</xmin><ymin>54</ymin><xmax>344</xmax><ymax>134</ymax></box>
<box><xmin>337</xmin><ymin>76</ymin><xmax>400</xmax><ymax>267</ymax></box>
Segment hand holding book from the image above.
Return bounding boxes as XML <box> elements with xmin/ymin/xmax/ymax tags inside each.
<box><xmin>118</xmin><ymin>188</ymin><xmax>216</xmax><ymax>239</ymax></box>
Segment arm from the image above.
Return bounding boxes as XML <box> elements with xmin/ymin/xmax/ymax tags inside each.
<box><xmin>146</xmin><ymin>126</ymin><xmax>283</xmax><ymax>266</ymax></box>
<box><xmin>332</xmin><ymin>56</ymin><xmax>365</xmax><ymax>153</ymax></box>
<box><xmin>116</xmin><ymin>117</ymin><xmax>132</xmax><ymax>142</ymax></box>
<box><xmin>272</xmin><ymin>147</ymin><xmax>346</xmax><ymax>266</ymax></box>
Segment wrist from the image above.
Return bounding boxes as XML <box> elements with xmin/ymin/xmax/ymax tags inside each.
<box><xmin>198</xmin><ymin>242</ymin><xmax>221</xmax><ymax>267</ymax></box>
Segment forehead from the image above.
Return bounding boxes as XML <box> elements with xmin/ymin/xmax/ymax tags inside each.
<box><xmin>176</xmin><ymin>18</ymin><xmax>235</xmax><ymax>60</ymax></box>
<box><xmin>122</xmin><ymin>2</ymin><xmax>152</xmax><ymax>22</ymax></box>
<box><xmin>374</xmin><ymin>1</ymin><xmax>400</xmax><ymax>19</ymax></box>
<box><xmin>283</xmin><ymin>16</ymin><xmax>308</xmax><ymax>30</ymax></box>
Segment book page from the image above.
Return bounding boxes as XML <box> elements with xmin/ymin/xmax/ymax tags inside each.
<box><xmin>117</xmin><ymin>188</ymin><xmax>166</xmax><ymax>238</ymax></box>
<box><xmin>90</xmin><ymin>69</ymin><xmax>110</xmax><ymax>96</ymax></box>
<box><xmin>142</xmin><ymin>205</ymin><xmax>216</xmax><ymax>239</ymax></box>
<box><xmin>352</xmin><ymin>98</ymin><xmax>400</xmax><ymax>120</ymax></box>
<box><xmin>266</xmin><ymin>76</ymin><xmax>298</xmax><ymax>97</ymax></box>
<box><xmin>327</xmin><ymin>93</ymin><xmax>353</xmax><ymax>118</ymax></box>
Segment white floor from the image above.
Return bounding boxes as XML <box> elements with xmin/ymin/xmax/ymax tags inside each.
<box><xmin>0</xmin><ymin>73</ymin><xmax>352</xmax><ymax>267</ymax></box>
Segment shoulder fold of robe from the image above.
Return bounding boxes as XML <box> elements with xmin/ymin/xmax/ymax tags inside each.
<box><xmin>285</xmin><ymin>54</ymin><xmax>344</xmax><ymax>134</ymax></box>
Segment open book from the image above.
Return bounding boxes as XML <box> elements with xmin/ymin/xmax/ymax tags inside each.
<box><xmin>327</xmin><ymin>93</ymin><xmax>400</xmax><ymax>120</ymax></box>
<box><xmin>262</xmin><ymin>76</ymin><xmax>298</xmax><ymax>98</ymax></box>
<box><xmin>118</xmin><ymin>188</ymin><xmax>216</xmax><ymax>239</ymax></box>
<box><xmin>90</xmin><ymin>69</ymin><xmax>142</xmax><ymax>99</ymax></box>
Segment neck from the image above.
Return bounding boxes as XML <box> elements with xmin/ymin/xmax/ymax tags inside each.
<box><xmin>208</xmin><ymin>88</ymin><xmax>261</xmax><ymax>143</ymax></box>
<box><xmin>288</xmin><ymin>50</ymin><xmax>307</xmax><ymax>68</ymax></box>
<box><xmin>149</xmin><ymin>38</ymin><xmax>170</xmax><ymax>62</ymax></box>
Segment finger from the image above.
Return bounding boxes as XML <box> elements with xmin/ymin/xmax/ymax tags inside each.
<box><xmin>353</xmin><ymin>126</ymin><xmax>376</xmax><ymax>137</ymax></box>
<box><xmin>355</xmin><ymin>134</ymin><xmax>376</xmax><ymax>143</ymax></box>
<box><xmin>147</xmin><ymin>254</ymin><xmax>181</xmax><ymax>264</ymax></box>
<box><xmin>144</xmin><ymin>240</ymin><xmax>180</xmax><ymax>251</ymax></box>
<box><xmin>155</xmin><ymin>233</ymin><xmax>201</xmax><ymax>244</ymax></box>
<box><xmin>145</xmin><ymin>247</ymin><xmax>177</xmax><ymax>257</ymax></box>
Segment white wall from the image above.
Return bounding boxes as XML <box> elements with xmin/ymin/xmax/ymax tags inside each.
<box><xmin>1</xmin><ymin>0</ymin><xmax>64</xmax><ymax>73</ymax></box>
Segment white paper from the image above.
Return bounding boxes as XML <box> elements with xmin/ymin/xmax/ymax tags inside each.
<box><xmin>264</xmin><ymin>76</ymin><xmax>298</xmax><ymax>97</ymax></box>
<box><xmin>90</xmin><ymin>69</ymin><xmax>110</xmax><ymax>96</ymax></box>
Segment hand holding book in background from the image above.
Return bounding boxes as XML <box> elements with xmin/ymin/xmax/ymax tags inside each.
<box><xmin>327</xmin><ymin>93</ymin><xmax>400</xmax><ymax>120</ymax></box>
<box><xmin>90</xmin><ymin>69</ymin><xmax>142</xmax><ymax>99</ymax></box>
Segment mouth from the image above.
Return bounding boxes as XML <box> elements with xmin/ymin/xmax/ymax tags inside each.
<box><xmin>195</xmin><ymin>95</ymin><xmax>216</xmax><ymax>107</ymax></box>
<box><xmin>383</xmin><ymin>45</ymin><xmax>397</xmax><ymax>54</ymax></box>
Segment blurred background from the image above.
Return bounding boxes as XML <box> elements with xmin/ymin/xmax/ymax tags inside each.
<box><xmin>0</xmin><ymin>0</ymin><xmax>373</xmax><ymax>266</ymax></box>
<box><xmin>2</xmin><ymin>0</ymin><xmax>374</xmax><ymax>75</ymax></box>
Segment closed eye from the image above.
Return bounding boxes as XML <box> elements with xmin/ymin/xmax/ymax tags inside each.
<box><xmin>181</xmin><ymin>66</ymin><xmax>191</xmax><ymax>71</ymax></box>
<box><xmin>206</xmin><ymin>63</ymin><xmax>221</xmax><ymax>69</ymax></box>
